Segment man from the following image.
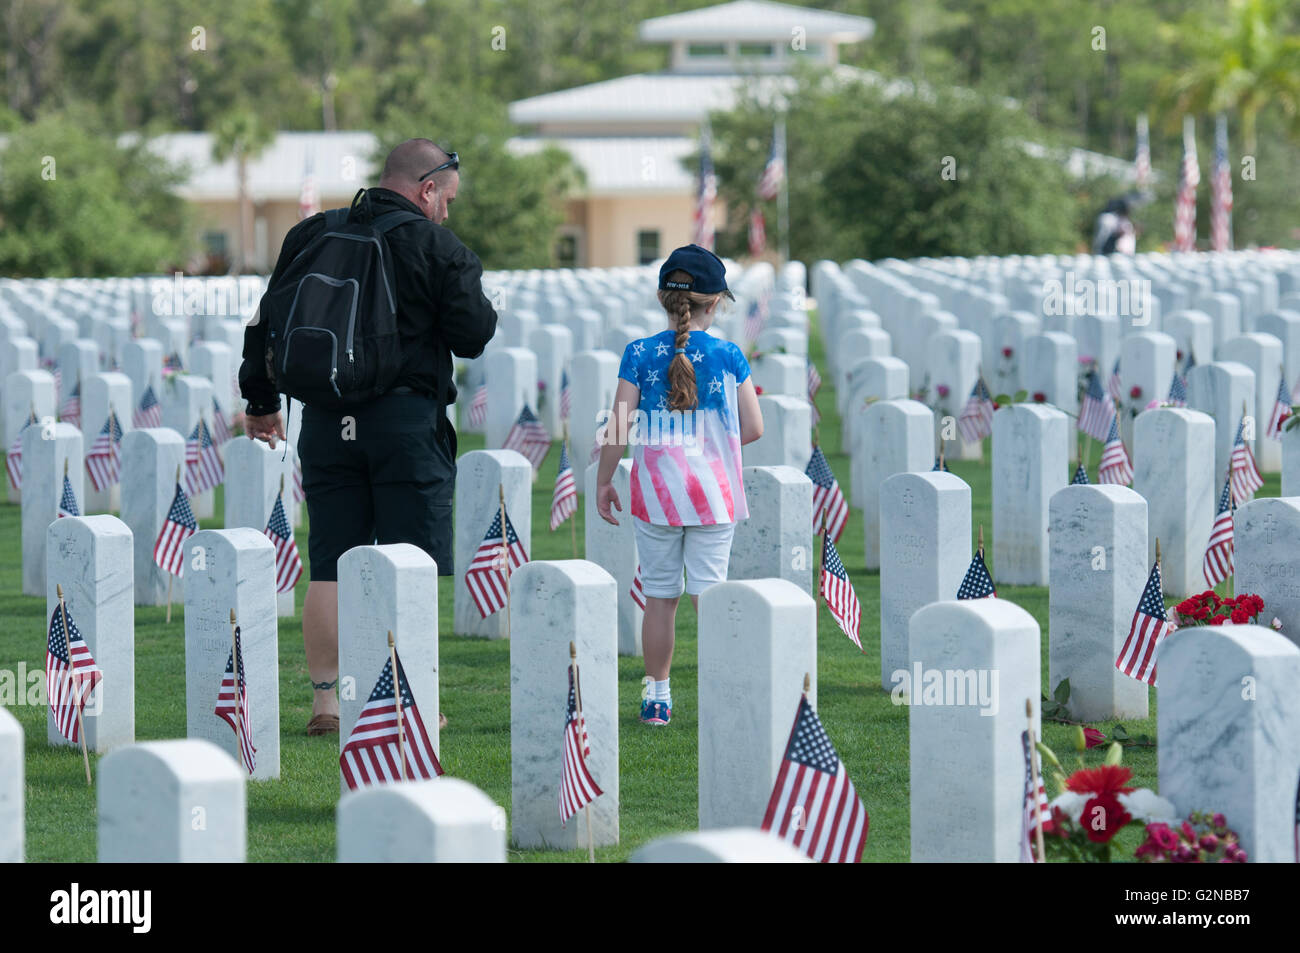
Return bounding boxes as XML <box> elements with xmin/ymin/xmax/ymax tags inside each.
<box><xmin>240</xmin><ymin>139</ymin><xmax>497</xmax><ymax>734</ymax></box>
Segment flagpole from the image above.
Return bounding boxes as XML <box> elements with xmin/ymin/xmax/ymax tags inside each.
<box><xmin>776</xmin><ymin>116</ymin><xmax>789</xmax><ymax>263</ymax></box>
<box><xmin>58</xmin><ymin>584</ymin><xmax>92</xmax><ymax>786</ymax></box>
<box><xmin>228</xmin><ymin>608</ymin><xmax>243</xmax><ymax>772</ymax></box>
<box><xmin>1226</xmin><ymin>467</ymin><xmax>1235</xmax><ymax>598</ymax></box>
<box><xmin>389</xmin><ymin>631</ymin><xmax>407</xmax><ymax>782</ymax></box>
<box><xmin>500</xmin><ymin>483</ymin><xmax>511</xmax><ymax>640</ymax></box>
<box><xmin>1026</xmin><ymin>698</ymin><xmax>1046</xmax><ymax>863</ymax></box>
<box><xmin>571</xmin><ymin>641</ymin><xmax>595</xmax><ymax>863</ymax></box>
<box><xmin>167</xmin><ymin>464</ymin><xmax>179</xmax><ymax>623</ymax></box>
<box><xmin>978</xmin><ymin>524</ymin><xmax>984</xmax><ymax>558</ymax></box>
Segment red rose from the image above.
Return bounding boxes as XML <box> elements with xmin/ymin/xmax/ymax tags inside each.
<box><xmin>1149</xmin><ymin>823</ymin><xmax>1179</xmax><ymax>850</ymax></box>
<box><xmin>1210</xmin><ymin>615</ymin><xmax>1228</xmax><ymax>625</ymax></box>
<box><xmin>1221</xmin><ymin>596</ymin><xmax>1237</xmax><ymax>606</ymax></box>
<box><xmin>1129</xmin><ymin>385</ymin><xmax>1143</xmax><ymax>399</ymax></box>
<box><xmin>1083</xmin><ymin>726</ymin><xmax>1106</xmax><ymax>748</ymax></box>
<box><xmin>1002</xmin><ymin>347</ymin><xmax>1014</xmax><ymax>358</ymax></box>
<box><xmin>1176</xmin><ymin>599</ymin><xmax>1193</xmax><ymax>613</ymax></box>
<box><xmin>1230</xmin><ymin>608</ymin><xmax>1250</xmax><ymax>624</ymax></box>
<box><xmin>1082</xmin><ymin>793</ymin><xmax>1132</xmax><ymax>843</ymax></box>
<box><xmin>1195</xmin><ymin>607</ymin><xmax>1210</xmax><ymax>620</ymax></box>
<box><xmin>754</xmin><ymin>385</ymin><xmax>764</xmax><ymax>395</ymax></box>
<box><xmin>992</xmin><ymin>401</ymin><xmax>1000</xmax><ymax>410</ymax></box>
<box><xmin>1249</xmin><ymin>595</ymin><xmax>1264</xmax><ymax>613</ymax></box>
<box><xmin>1032</xmin><ymin>391</ymin><xmax>1047</xmax><ymax>402</ymax></box>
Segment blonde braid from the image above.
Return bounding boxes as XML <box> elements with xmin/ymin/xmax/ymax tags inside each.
<box><xmin>666</xmin><ymin>291</ymin><xmax>697</xmax><ymax>411</ymax></box>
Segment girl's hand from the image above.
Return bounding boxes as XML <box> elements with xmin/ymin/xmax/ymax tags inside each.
<box><xmin>596</xmin><ymin>482</ymin><xmax>622</xmax><ymax>525</ymax></box>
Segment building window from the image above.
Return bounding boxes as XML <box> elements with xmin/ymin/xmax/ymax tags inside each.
<box><xmin>738</xmin><ymin>42</ymin><xmax>775</xmax><ymax>58</ymax></box>
<box><xmin>203</xmin><ymin>231</ymin><xmax>229</xmax><ymax>257</ymax></box>
<box><xmin>637</xmin><ymin>230</ymin><xmax>660</xmax><ymax>266</ymax></box>
<box><xmin>555</xmin><ymin>233</ymin><xmax>579</xmax><ymax>268</ymax></box>
<box><xmin>794</xmin><ymin>42</ymin><xmax>824</xmax><ymax>57</ymax></box>
<box><xmin>687</xmin><ymin>43</ymin><xmax>726</xmax><ymax>58</ymax></box>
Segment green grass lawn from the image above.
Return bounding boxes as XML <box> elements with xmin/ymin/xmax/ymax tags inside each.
<box><xmin>2</xmin><ymin>310</ymin><xmax>1276</xmax><ymax>862</ymax></box>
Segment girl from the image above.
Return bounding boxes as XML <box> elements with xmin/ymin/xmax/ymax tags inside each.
<box><xmin>595</xmin><ymin>245</ymin><xmax>764</xmax><ymax>726</ymax></box>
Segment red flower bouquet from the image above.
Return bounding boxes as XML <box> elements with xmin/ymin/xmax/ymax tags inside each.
<box><xmin>1174</xmin><ymin>592</ymin><xmax>1268</xmax><ymax>629</ymax></box>
<box><xmin>1136</xmin><ymin>811</ymin><xmax>1247</xmax><ymax>863</ymax></box>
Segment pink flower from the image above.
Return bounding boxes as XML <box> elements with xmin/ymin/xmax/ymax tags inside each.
<box><xmin>1079</xmin><ymin>355</ymin><xmax>1094</xmax><ymax>365</ymax></box>
<box><xmin>937</xmin><ymin>384</ymin><xmax>950</xmax><ymax>398</ymax></box>
<box><xmin>1082</xmin><ymin>727</ymin><xmax>1106</xmax><ymax>748</ymax></box>
<box><xmin>1001</xmin><ymin>347</ymin><xmax>1014</xmax><ymax>359</ymax></box>
<box><xmin>1129</xmin><ymin>385</ymin><xmax>1143</xmax><ymax>399</ymax></box>
<box><xmin>1272</xmin><ymin>617</ymin><xmax>1283</xmax><ymax>630</ymax></box>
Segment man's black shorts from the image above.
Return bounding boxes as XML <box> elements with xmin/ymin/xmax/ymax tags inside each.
<box><xmin>298</xmin><ymin>391</ymin><xmax>456</xmax><ymax>580</ymax></box>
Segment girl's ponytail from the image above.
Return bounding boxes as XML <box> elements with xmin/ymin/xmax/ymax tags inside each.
<box><xmin>665</xmin><ymin>290</ymin><xmax>697</xmax><ymax>411</ymax></box>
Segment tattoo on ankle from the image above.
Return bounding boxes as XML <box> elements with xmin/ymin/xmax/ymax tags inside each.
<box><xmin>312</xmin><ymin>679</ymin><xmax>337</xmax><ymax>691</ymax></box>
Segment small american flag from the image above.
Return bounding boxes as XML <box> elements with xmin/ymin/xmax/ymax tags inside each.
<box><xmin>154</xmin><ymin>482</ymin><xmax>198</xmax><ymax>577</ymax></box>
<box><xmin>86</xmin><ymin>410</ymin><xmax>124</xmax><ymax>492</ymax></box>
<box><xmin>692</xmin><ymin>123</ymin><xmax>717</xmax><ymax>250</ymax></box>
<box><xmin>806</xmin><ymin>446</ymin><xmax>848</xmax><ymax>544</ymax></box>
<box><xmin>291</xmin><ymin>453</ymin><xmax>305</xmax><ymax>503</ymax></box>
<box><xmin>211</xmin><ymin>396</ymin><xmax>233</xmax><ymax>445</ymax></box>
<box><xmin>1203</xmin><ymin>477</ymin><xmax>1235</xmax><ymax>588</ymax></box>
<box><xmin>339</xmin><ymin>650</ymin><xmax>443</xmax><ymax>790</ymax></box>
<box><xmin>757</xmin><ymin>126</ymin><xmax>785</xmax><ymax>201</ymax></box>
<box><xmin>46</xmin><ymin>602</ymin><xmax>103</xmax><ymax>744</ymax></box>
<box><xmin>163</xmin><ymin>351</ymin><xmax>185</xmax><ymax>376</ymax></box>
<box><xmin>957</xmin><ymin>549</ymin><xmax>997</xmax><ymax>600</ymax></box>
<box><xmin>1167</xmin><ymin>373</ymin><xmax>1188</xmax><ymax>408</ymax></box>
<box><xmin>748</xmin><ymin>206</ymin><xmax>766</xmax><ymax>258</ymax></box>
<box><xmin>1266</xmin><ymin>375</ymin><xmax>1291</xmax><ymax>440</ymax></box>
<box><xmin>550</xmin><ymin>441</ymin><xmax>577</xmax><ymax>531</ymax></box>
<box><xmin>760</xmin><ymin>694</ymin><xmax>868</xmax><ymax>863</ymax></box>
<box><xmin>57</xmin><ymin>472</ymin><xmax>80</xmax><ymax>518</ymax></box>
<box><xmin>58</xmin><ymin>378</ymin><xmax>81</xmax><ymax>429</ymax></box>
<box><xmin>820</xmin><ymin>532</ymin><xmax>861</xmax><ymax>650</ymax></box>
<box><xmin>1079</xmin><ymin>367</ymin><xmax>1116</xmax><ymax>442</ymax></box>
<box><xmin>1020</xmin><ymin>730</ymin><xmax>1053</xmax><ymax>862</ymax></box>
<box><xmin>1230</xmin><ymin>413</ymin><xmax>1263</xmax><ymax>502</ymax></box>
<box><xmin>559</xmin><ymin>664</ymin><xmax>603</xmax><ymax>825</ymax></box>
<box><xmin>465</xmin><ymin>507</ymin><xmax>529</xmax><ymax>619</ymax></box>
<box><xmin>932</xmin><ymin>456</ymin><xmax>950</xmax><ymax>472</ymax></box>
<box><xmin>1098</xmin><ymin>414</ymin><xmax>1133</xmax><ymax>486</ymax></box>
<box><xmin>214</xmin><ymin>625</ymin><xmax>256</xmax><ymax>774</ymax></box>
<box><xmin>467</xmin><ymin>383</ymin><xmax>488</xmax><ymax>429</ymax></box>
<box><xmin>185</xmin><ymin>417</ymin><xmax>224</xmax><ymax>496</ymax></box>
<box><xmin>629</xmin><ymin>565</ymin><xmax>646</xmax><ymax>610</ymax></box>
<box><xmin>1071</xmin><ymin>462</ymin><xmax>1090</xmax><ymax>485</ymax></box>
<box><xmin>1174</xmin><ymin>117</ymin><xmax>1200</xmax><ymax>252</ymax></box>
<box><xmin>560</xmin><ymin>370</ymin><xmax>572</xmax><ymax>422</ymax></box>
<box><xmin>264</xmin><ymin>492</ymin><xmax>303</xmax><ymax>594</ymax></box>
<box><xmin>807</xmin><ymin>362</ymin><xmax>823</xmax><ymax>424</ymax></box>
<box><xmin>133</xmin><ymin>384</ymin><xmax>162</xmax><ymax>428</ymax></box>
<box><xmin>743</xmin><ymin>292</ymin><xmax>769</xmax><ymax>348</ymax></box>
<box><xmin>6</xmin><ymin>408</ymin><xmax>37</xmax><ymax>491</ymax></box>
<box><xmin>504</xmin><ymin>404</ymin><xmax>550</xmax><ymax>471</ymax></box>
<box><xmin>1134</xmin><ymin>114</ymin><xmax>1151</xmax><ymax>190</ymax></box>
<box><xmin>1115</xmin><ymin>558</ymin><xmax>1174</xmax><ymax>685</ymax></box>
<box><xmin>1107</xmin><ymin>357</ymin><xmax>1122</xmax><ymax>404</ymax></box>
<box><xmin>1210</xmin><ymin>115</ymin><xmax>1233</xmax><ymax>253</ymax></box>
<box><xmin>958</xmin><ymin>377</ymin><xmax>995</xmax><ymax>443</ymax></box>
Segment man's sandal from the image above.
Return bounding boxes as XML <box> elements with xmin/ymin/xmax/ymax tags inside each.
<box><xmin>308</xmin><ymin>678</ymin><xmax>339</xmax><ymax>736</ymax></box>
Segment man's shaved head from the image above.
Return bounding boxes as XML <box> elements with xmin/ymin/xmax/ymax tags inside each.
<box><xmin>380</xmin><ymin>138</ymin><xmax>453</xmax><ymax>188</ymax></box>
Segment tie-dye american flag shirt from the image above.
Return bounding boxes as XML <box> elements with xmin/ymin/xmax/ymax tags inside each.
<box><xmin>618</xmin><ymin>329</ymin><xmax>750</xmax><ymax>526</ymax></box>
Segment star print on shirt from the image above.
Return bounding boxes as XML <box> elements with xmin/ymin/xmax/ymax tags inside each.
<box><xmin>644</xmin><ymin>368</ymin><xmax>660</xmax><ymax>386</ymax></box>
<box><xmin>690</xmin><ymin>350</ymin><xmax>703</xmax><ymax>363</ymax></box>
<box><xmin>655</xmin><ymin>342</ymin><xmax>671</xmax><ymax>357</ymax></box>
<box><xmin>708</xmin><ymin>377</ymin><xmax>723</xmax><ymax>395</ymax></box>
<box><xmin>631</xmin><ymin>341</ymin><xmax>645</xmax><ymax>357</ymax></box>
<box><xmin>656</xmin><ymin>395</ymin><xmax>669</xmax><ymax>411</ymax></box>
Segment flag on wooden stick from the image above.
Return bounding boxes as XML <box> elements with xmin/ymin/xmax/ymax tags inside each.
<box><xmin>1115</xmin><ymin>553</ymin><xmax>1174</xmax><ymax>686</ymax></box>
<box><xmin>1202</xmin><ymin>477</ymin><xmax>1235</xmax><ymax>588</ymax></box>
<box><xmin>214</xmin><ymin>621</ymin><xmax>256</xmax><ymax>774</ymax></box>
<box><xmin>46</xmin><ymin>601</ymin><xmax>102</xmax><ymax>744</ymax></box>
<box><xmin>559</xmin><ymin>661</ymin><xmax>603</xmax><ymax>826</ymax></box>
<box><xmin>820</xmin><ymin>531</ymin><xmax>861</xmax><ymax>650</ymax></box>
<box><xmin>339</xmin><ymin>648</ymin><xmax>443</xmax><ymax>790</ymax></box>
<box><xmin>465</xmin><ymin>507</ymin><xmax>529</xmax><ymax>619</ymax></box>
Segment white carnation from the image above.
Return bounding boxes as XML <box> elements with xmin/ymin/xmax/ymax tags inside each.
<box><xmin>1118</xmin><ymin>788</ymin><xmax>1178</xmax><ymax>824</ymax></box>
<box><xmin>1048</xmin><ymin>791</ymin><xmax>1086</xmax><ymax>824</ymax></box>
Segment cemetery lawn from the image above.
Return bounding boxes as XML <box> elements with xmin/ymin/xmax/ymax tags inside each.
<box><xmin>3</xmin><ymin>310</ymin><xmax>1276</xmax><ymax>863</ymax></box>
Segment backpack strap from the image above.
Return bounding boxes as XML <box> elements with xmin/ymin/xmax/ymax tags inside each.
<box><xmin>371</xmin><ymin>210</ymin><xmax>425</xmax><ymax>234</ymax></box>
<box><xmin>324</xmin><ymin>208</ymin><xmax>349</xmax><ymax>229</ymax></box>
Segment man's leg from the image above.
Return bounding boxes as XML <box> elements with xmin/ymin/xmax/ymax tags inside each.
<box><xmin>303</xmin><ymin>580</ymin><xmax>339</xmax><ymax>719</ymax></box>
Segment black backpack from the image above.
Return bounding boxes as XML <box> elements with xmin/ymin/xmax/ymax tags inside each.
<box><xmin>259</xmin><ymin>190</ymin><xmax>423</xmax><ymax>409</ymax></box>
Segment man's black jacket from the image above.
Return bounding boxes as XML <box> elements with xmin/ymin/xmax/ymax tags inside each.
<box><xmin>240</xmin><ymin>188</ymin><xmax>497</xmax><ymax>416</ymax></box>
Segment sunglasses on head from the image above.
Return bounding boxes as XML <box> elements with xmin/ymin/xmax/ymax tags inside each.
<box><xmin>418</xmin><ymin>151</ymin><xmax>459</xmax><ymax>181</ymax></box>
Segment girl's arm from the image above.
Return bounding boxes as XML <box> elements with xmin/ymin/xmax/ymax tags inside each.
<box><xmin>596</xmin><ymin>379</ymin><xmax>641</xmax><ymax>524</ymax></box>
<box><xmin>736</xmin><ymin>377</ymin><xmax>764</xmax><ymax>445</ymax></box>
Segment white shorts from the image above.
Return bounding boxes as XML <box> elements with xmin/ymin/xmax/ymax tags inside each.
<box><xmin>632</xmin><ymin>519</ymin><xmax>736</xmax><ymax>598</ymax></box>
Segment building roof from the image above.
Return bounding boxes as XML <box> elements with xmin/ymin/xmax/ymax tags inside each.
<box><xmin>509</xmin><ymin>70</ymin><xmax>805</xmax><ymax>126</ymax></box>
<box><xmin>137</xmin><ymin>131</ymin><xmax>379</xmax><ymax>202</ymax></box>
<box><xmin>638</xmin><ymin>0</ymin><xmax>874</xmax><ymax>43</ymax></box>
<box><xmin>508</xmin><ymin>137</ymin><xmax>697</xmax><ymax>194</ymax></box>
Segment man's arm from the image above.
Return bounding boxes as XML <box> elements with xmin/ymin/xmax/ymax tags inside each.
<box><xmin>437</xmin><ymin>244</ymin><xmax>498</xmax><ymax>359</ymax></box>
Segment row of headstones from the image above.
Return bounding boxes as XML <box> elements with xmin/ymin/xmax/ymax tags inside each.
<box><xmin>6</xmin><ymin>560</ymin><xmax>1296</xmax><ymax>862</ymax></box>
<box><xmin>17</xmin><ymin>426</ymin><xmax>299</xmax><ymax>621</ymax></box>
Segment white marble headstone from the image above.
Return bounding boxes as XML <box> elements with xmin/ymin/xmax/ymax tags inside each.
<box><xmin>337</xmin><ymin>778</ymin><xmax>506</xmax><ymax>862</ymax></box>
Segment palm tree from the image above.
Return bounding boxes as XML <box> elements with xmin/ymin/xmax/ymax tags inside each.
<box><xmin>211</xmin><ymin>110</ymin><xmax>274</xmax><ymax>274</ymax></box>
<box><xmin>1163</xmin><ymin>0</ymin><xmax>1300</xmax><ymax>153</ymax></box>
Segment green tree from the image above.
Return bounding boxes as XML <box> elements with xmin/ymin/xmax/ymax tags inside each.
<box><xmin>0</xmin><ymin>110</ymin><xmax>192</xmax><ymax>276</ymax></box>
<box><xmin>211</xmin><ymin>108</ymin><xmax>275</xmax><ymax>274</ymax></box>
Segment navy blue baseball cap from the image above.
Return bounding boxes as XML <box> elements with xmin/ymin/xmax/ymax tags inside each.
<box><xmin>659</xmin><ymin>244</ymin><xmax>735</xmax><ymax>300</ymax></box>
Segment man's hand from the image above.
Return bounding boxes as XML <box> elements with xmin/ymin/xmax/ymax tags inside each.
<box><xmin>596</xmin><ymin>481</ymin><xmax>622</xmax><ymax>526</ymax></box>
<box><xmin>245</xmin><ymin>412</ymin><xmax>285</xmax><ymax>449</ymax></box>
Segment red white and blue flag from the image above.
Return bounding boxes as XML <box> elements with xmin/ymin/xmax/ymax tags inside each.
<box><xmin>1174</xmin><ymin>117</ymin><xmax>1200</xmax><ymax>252</ymax></box>
<box><xmin>86</xmin><ymin>410</ymin><xmax>124</xmax><ymax>492</ymax></box>
<box><xmin>1021</xmin><ymin>729</ymin><xmax>1054</xmax><ymax>862</ymax></box>
<box><xmin>820</xmin><ymin>531</ymin><xmax>861</xmax><ymax>650</ymax></box>
<box><xmin>559</xmin><ymin>663</ymin><xmax>602</xmax><ymax>825</ymax></box>
<box><xmin>1079</xmin><ymin>367</ymin><xmax>1116</xmax><ymax>442</ymax></box>
<box><xmin>692</xmin><ymin>123</ymin><xmax>717</xmax><ymax>250</ymax></box>
<box><xmin>806</xmin><ymin>446</ymin><xmax>848</xmax><ymax>544</ymax></box>
<box><xmin>1203</xmin><ymin>476</ymin><xmax>1235</xmax><ymax>588</ymax></box>
<box><xmin>1115</xmin><ymin>558</ymin><xmax>1174</xmax><ymax>686</ymax></box>
<box><xmin>630</xmin><ymin>565</ymin><xmax>646</xmax><ymax>610</ymax></box>
<box><xmin>153</xmin><ymin>482</ymin><xmax>198</xmax><ymax>577</ymax></box>
<box><xmin>1266</xmin><ymin>375</ymin><xmax>1291</xmax><ymax>440</ymax></box>
<box><xmin>133</xmin><ymin>384</ymin><xmax>162</xmax><ymax>429</ymax></box>
<box><xmin>748</xmin><ymin>207</ymin><xmax>766</xmax><ymax>258</ymax></box>
<box><xmin>761</xmin><ymin>693</ymin><xmax>868</xmax><ymax>863</ymax></box>
<box><xmin>46</xmin><ymin>602</ymin><xmax>102</xmax><ymax>743</ymax></box>
<box><xmin>1166</xmin><ymin>372</ymin><xmax>1188</xmax><ymax>408</ymax></box>
<box><xmin>1134</xmin><ymin>114</ymin><xmax>1151</xmax><ymax>190</ymax></box>
<box><xmin>1210</xmin><ymin>115</ymin><xmax>1233</xmax><ymax>253</ymax></box>
<box><xmin>504</xmin><ymin>404</ymin><xmax>550</xmax><ymax>471</ymax></box>
<box><xmin>214</xmin><ymin>625</ymin><xmax>256</xmax><ymax>774</ymax></box>
<box><xmin>1230</xmin><ymin>412</ymin><xmax>1263</xmax><ymax>502</ymax></box>
<box><xmin>958</xmin><ymin>377</ymin><xmax>995</xmax><ymax>443</ymax></box>
<box><xmin>1098</xmin><ymin>413</ymin><xmax>1133</xmax><ymax>486</ymax></box>
<box><xmin>1108</xmin><ymin>357</ymin><xmax>1123</xmax><ymax>404</ymax></box>
<box><xmin>757</xmin><ymin>126</ymin><xmax>785</xmax><ymax>202</ymax></box>
<box><xmin>185</xmin><ymin>417</ymin><xmax>224</xmax><ymax>496</ymax></box>
<box><xmin>957</xmin><ymin>548</ymin><xmax>997</xmax><ymax>600</ymax></box>
<box><xmin>58</xmin><ymin>378</ymin><xmax>80</xmax><ymax>429</ymax></box>
<box><xmin>550</xmin><ymin>441</ymin><xmax>577</xmax><ymax>531</ymax></box>
<box><xmin>560</xmin><ymin>369</ymin><xmax>572</xmax><ymax>422</ymax></box>
<box><xmin>264</xmin><ymin>492</ymin><xmax>303</xmax><ymax>593</ymax></box>
<box><xmin>211</xmin><ymin>396</ymin><xmax>233</xmax><ymax>445</ymax></box>
<box><xmin>466</xmin><ymin>384</ymin><xmax>488</xmax><ymax>429</ymax></box>
<box><xmin>57</xmin><ymin>471</ymin><xmax>80</xmax><ymax>518</ymax></box>
<box><xmin>339</xmin><ymin>649</ymin><xmax>443</xmax><ymax>790</ymax></box>
<box><xmin>6</xmin><ymin>407</ymin><xmax>37</xmax><ymax>491</ymax></box>
<box><xmin>465</xmin><ymin>507</ymin><xmax>529</xmax><ymax>619</ymax></box>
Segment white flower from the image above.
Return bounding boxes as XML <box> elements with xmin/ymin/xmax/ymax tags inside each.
<box><xmin>1118</xmin><ymin>788</ymin><xmax>1179</xmax><ymax>824</ymax></box>
<box><xmin>1049</xmin><ymin>791</ymin><xmax>1087</xmax><ymax>825</ymax></box>
<box><xmin>1272</xmin><ymin>617</ymin><xmax>1283</xmax><ymax>631</ymax></box>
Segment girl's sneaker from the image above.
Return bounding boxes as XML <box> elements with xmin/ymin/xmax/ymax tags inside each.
<box><xmin>639</xmin><ymin>676</ymin><xmax>671</xmax><ymax>726</ymax></box>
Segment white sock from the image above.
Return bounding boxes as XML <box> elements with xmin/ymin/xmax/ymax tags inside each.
<box><xmin>654</xmin><ymin>679</ymin><xmax>671</xmax><ymax>703</ymax></box>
